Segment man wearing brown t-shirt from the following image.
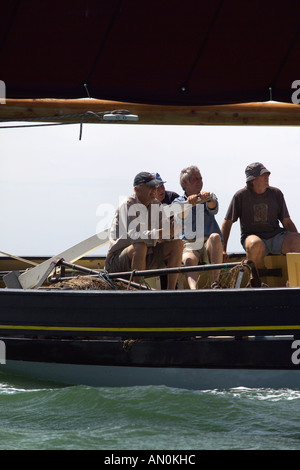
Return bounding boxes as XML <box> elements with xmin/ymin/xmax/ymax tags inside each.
<box><xmin>221</xmin><ymin>162</ymin><xmax>300</xmax><ymax>269</ymax></box>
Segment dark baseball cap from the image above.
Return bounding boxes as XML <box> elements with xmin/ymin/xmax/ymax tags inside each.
<box><xmin>152</xmin><ymin>172</ymin><xmax>166</xmax><ymax>187</ymax></box>
<box><xmin>245</xmin><ymin>162</ymin><xmax>271</xmax><ymax>182</ymax></box>
<box><xmin>133</xmin><ymin>172</ymin><xmax>161</xmax><ymax>187</ymax></box>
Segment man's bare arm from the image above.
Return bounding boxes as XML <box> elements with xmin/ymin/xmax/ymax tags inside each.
<box><xmin>221</xmin><ymin>219</ymin><xmax>233</xmax><ymax>259</ymax></box>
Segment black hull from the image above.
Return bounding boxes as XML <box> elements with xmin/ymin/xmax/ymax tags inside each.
<box><xmin>1</xmin><ymin>335</ymin><xmax>300</xmax><ymax>389</ymax></box>
<box><xmin>2</xmin><ymin>335</ymin><xmax>299</xmax><ymax>370</ymax></box>
<box><xmin>1</xmin><ymin>286</ymin><xmax>300</xmax><ymax>388</ymax></box>
<box><xmin>0</xmin><ymin>287</ymin><xmax>299</xmax><ymax>338</ymax></box>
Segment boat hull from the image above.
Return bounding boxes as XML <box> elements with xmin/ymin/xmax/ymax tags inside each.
<box><xmin>1</xmin><ymin>275</ymin><xmax>300</xmax><ymax>389</ymax></box>
<box><xmin>0</xmin><ymin>287</ymin><xmax>300</xmax><ymax>338</ymax></box>
<box><xmin>1</xmin><ymin>335</ymin><xmax>300</xmax><ymax>389</ymax></box>
<box><xmin>4</xmin><ymin>360</ymin><xmax>300</xmax><ymax>390</ymax></box>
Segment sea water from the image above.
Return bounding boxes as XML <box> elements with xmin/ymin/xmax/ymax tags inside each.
<box><xmin>0</xmin><ymin>371</ymin><xmax>299</xmax><ymax>451</ymax></box>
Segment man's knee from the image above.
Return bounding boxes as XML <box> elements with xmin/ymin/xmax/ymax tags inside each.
<box><xmin>182</xmin><ymin>251</ymin><xmax>198</xmax><ymax>266</ymax></box>
<box><xmin>208</xmin><ymin>233</ymin><xmax>222</xmax><ymax>245</ymax></box>
<box><xmin>245</xmin><ymin>235</ymin><xmax>265</xmax><ymax>259</ymax></box>
<box><xmin>127</xmin><ymin>242</ymin><xmax>148</xmax><ymax>262</ymax></box>
<box><xmin>131</xmin><ymin>242</ymin><xmax>148</xmax><ymax>254</ymax></box>
<box><xmin>246</xmin><ymin>235</ymin><xmax>264</xmax><ymax>249</ymax></box>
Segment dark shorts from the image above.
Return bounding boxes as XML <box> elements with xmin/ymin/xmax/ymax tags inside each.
<box><xmin>106</xmin><ymin>243</ymin><xmax>167</xmax><ymax>273</ymax></box>
<box><xmin>243</xmin><ymin>231</ymin><xmax>287</xmax><ymax>256</ymax></box>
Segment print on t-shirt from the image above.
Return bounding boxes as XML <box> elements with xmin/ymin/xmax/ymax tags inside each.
<box><xmin>253</xmin><ymin>203</ymin><xmax>268</xmax><ymax>223</ymax></box>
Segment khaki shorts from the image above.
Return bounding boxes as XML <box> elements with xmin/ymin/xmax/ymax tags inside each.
<box><xmin>183</xmin><ymin>239</ymin><xmax>209</xmax><ymax>264</ymax></box>
<box><xmin>107</xmin><ymin>243</ymin><xmax>167</xmax><ymax>273</ymax></box>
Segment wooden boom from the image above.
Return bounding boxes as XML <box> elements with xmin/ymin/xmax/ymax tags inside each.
<box><xmin>1</xmin><ymin>99</ymin><xmax>300</xmax><ymax>126</ymax></box>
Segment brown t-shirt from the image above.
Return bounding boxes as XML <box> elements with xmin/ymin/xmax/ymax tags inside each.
<box><xmin>225</xmin><ymin>186</ymin><xmax>290</xmax><ymax>245</ymax></box>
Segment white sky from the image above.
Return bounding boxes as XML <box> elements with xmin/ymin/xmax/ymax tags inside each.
<box><xmin>1</xmin><ymin>121</ymin><xmax>300</xmax><ymax>258</ymax></box>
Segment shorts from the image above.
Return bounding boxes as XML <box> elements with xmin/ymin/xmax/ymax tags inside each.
<box><xmin>243</xmin><ymin>231</ymin><xmax>287</xmax><ymax>256</ymax></box>
<box><xmin>106</xmin><ymin>243</ymin><xmax>167</xmax><ymax>273</ymax></box>
<box><xmin>182</xmin><ymin>239</ymin><xmax>209</xmax><ymax>264</ymax></box>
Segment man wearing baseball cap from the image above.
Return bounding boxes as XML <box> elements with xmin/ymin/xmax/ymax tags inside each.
<box><xmin>221</xmin><ymin>162</ymin><xmax>300</xmax><ymax>285</ymax></box>
<box><xmin>105</xmin><ymin>172</ymin><xmax>183</xmax><ymax>289</ymax></box>
<box><xmin>152</xmin><ymin>172</ymin><xmax>179</xmax><ymax>205</ymax></box>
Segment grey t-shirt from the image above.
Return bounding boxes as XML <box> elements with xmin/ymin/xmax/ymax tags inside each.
<box><xmin>224</xmin><ymin>186</ymin><xmax>290</xmax><ymax>245</ymax></box>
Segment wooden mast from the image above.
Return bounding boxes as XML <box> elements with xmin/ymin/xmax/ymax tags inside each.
<box><xmin>1</xmin><ymin>99</ymin><xmax>300</xmax><ymax>126</ymax></box>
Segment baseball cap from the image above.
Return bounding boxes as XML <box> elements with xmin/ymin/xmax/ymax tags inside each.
<box><xmin>133</xmin><ymin>172</ymin><xmax>161</xmax><ymax>187</ymax></box>
<box><xmin>245</xmin><ymin>162</ymin><xmax>271</xmax><ymax>182</ymax></box>
<box><xmin>152</xmin><ymin>173</ymin><xmax>166</xmax><ymax>187</ymax></box>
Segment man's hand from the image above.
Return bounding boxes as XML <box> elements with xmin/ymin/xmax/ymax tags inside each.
<box><xmin>187</xmin><ymin>192</ymin><xmax>214</xmax><ymax>207</ymax></box>
<box><xmin>187</xmin><ymin>194</ymin><xmax>200</xmax><ymax>206</ymax></box>
<box><xmin>199</xmin><ymin>191</ymin><xmax>212</xmax><ymax>203</ymax></box>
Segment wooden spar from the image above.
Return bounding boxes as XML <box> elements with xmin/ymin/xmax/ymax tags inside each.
<box><xmin>0</xmin><ymin>251</ymin><xmax>38</xmax><ymax>266</ymax></box>
<box><xmin>14</xmin><ymin>230</ymin><xmax>110</xmax><ymax>289</ymax></box>
<box><xmin>1</xmin><ymin>99</ymin><xmax>300</xmax><ymax>126</ymax></box>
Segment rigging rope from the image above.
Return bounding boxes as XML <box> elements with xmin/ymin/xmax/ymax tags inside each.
<box><xmin>0</xmin><ymin>110</ymin><xmax>130</xmax><ymax>139</ymax></box>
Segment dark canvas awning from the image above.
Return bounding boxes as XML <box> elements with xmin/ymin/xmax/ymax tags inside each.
<box><xmin>2</xmin><ymin>0</ymin><xmax>300</xmax><ymax>105</ymax></box>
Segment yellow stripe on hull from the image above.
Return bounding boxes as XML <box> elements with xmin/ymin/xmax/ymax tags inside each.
<box><xmin>0</xmin><ymin>324</ymin><xmax>299</xmax><ymax>333</ymax></box>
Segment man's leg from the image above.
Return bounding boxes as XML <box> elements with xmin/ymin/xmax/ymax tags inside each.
<box><xmin>161</xmin><ymin>239</ymin><xmax>183</xmax><ymax>289</ymax></box>
<box><xmin>182</xmin><ymin>250</ymin><xmax>199</xmax><ymax>290</ymax></box>
<box><xmin>126</xmin><ymin>242</ymin><xmax>148</xmax><ymax>270</ymax></box>
<box><xmin>281</xmin><ymin>232</ymin><xmax>300</xmax><ymax>254</ymax></box>
<box><xmin>243</xmin><ymin>235</ymin><xmax>266</xmax><ymax>287</ymax></box>
<box><xmin>206</xmin><ymin>233</ymin><xmax>223</xmax><ymax>283</ymax></box>
<box><xmin>124</xmin><ymin>242</ymin><xmax>148</xmax><ymax>283</ymax></box>
<box><xmin>244</xmin><ymin>235</ymin><xmax>265</xmax><ymax>267</ymax></box>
